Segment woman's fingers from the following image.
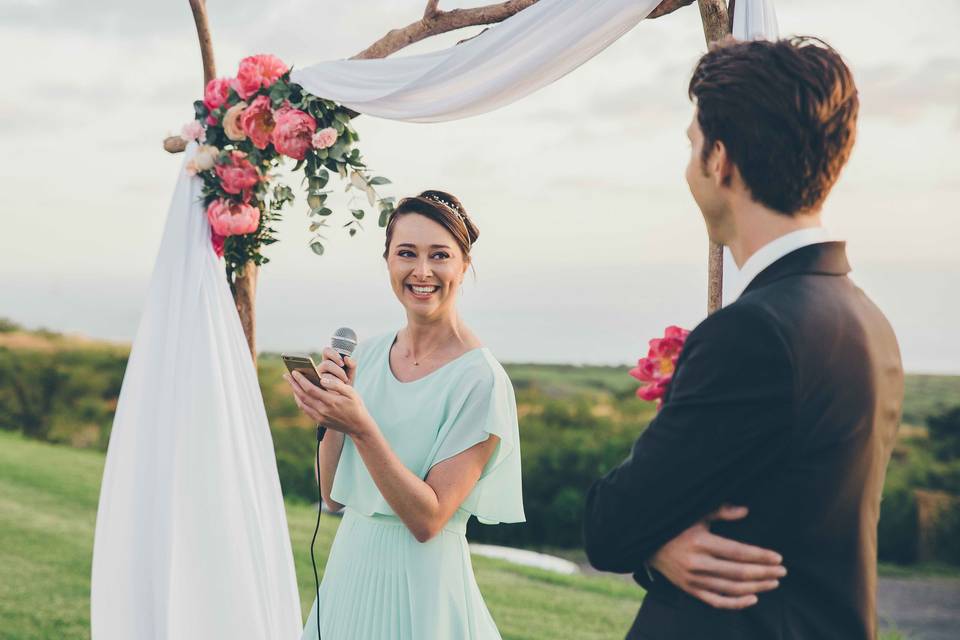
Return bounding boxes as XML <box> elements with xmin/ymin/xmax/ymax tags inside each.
<box><xmin>689</xmin><ymin>575</ymin><xmax>780</xmax><ymax>597</ymax></box>
<box><xmin>694</xmin><ymin>555</ymin><xmax>787</xmax><ymax>582</ymax></box>
<box><xmin>689</xmin><ymin>589</ymin><xmax>759</xmax><ymax>610</ymax></box>
<box><xmin>293</xmin><ymin>393</ymin><xmax>323</xmax><ymax>423</ymax></box>
<box><xmin>322</xmin><ymin>347</ymin><xmax>345</xmax><ymax>368</ymax></box>
<box><xmin>317</xmin><ymin>359</ymin><xmax>349</xmax><ymax>384</ymax></box>
<box><xmin>706</xmin><ymin>504</ymin><xmax>749</xmax><ymax>522</ymax></box>
<box><xmin>291</xmin><ymin>371</ymin><xmax>326</xmax><ymax>399</ymax></box>
<box><xmin>706</xmin><ymin>533</ymin><xmax>783</xmax><ymax>566</ymax></box>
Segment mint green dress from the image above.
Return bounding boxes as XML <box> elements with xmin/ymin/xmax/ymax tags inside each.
<box><xmin>300</xmin><ymin>332</ymin><xmax>525</xmax><ymax>640</ymax></box>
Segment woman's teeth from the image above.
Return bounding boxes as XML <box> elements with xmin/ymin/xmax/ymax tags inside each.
<box><xmin>410</xmin><ymin>285</ymin><xmax>438</xmax><ymax>295</ymax></box>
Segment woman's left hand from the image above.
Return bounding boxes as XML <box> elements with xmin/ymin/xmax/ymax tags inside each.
<box><xmin>285</xmin><ymin>370</ymin><xmax>374</xmax><ymax>438</ymax></box>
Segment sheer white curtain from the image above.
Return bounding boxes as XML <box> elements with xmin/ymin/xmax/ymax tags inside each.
<box><xmin>91</xmin><ymin>142</ymin><xmax>302</xmax><ymax>640</ymax></box>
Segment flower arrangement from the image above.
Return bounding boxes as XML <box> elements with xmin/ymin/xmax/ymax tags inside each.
<box><xmin>629</xmin><ymin>325</ymin><xmax>690</xmax><ymax>410</ymax></box>
<box><xmin>180</xmin><ymin>54</ymin><xmax>394</xmax><ymax>284</ymax></box>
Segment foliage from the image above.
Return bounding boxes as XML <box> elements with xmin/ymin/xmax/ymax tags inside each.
<box><xmin>3</xmin><ymin>322</ymin><xmax>960</xmax><ymax>566</ymax></box>
<box><xmin>185</xmin><ymin>57</ymin><xmax>394</xmax><ymax>286</ymax></box>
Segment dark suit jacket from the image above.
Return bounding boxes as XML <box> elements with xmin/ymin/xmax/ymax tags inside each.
<box><xmin>583</xmin><ymin>242</ymin><xmax>903</xmax><ymax>640</ymax></box>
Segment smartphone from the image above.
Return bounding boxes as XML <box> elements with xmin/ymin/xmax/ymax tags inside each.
<box><xmin>281</xmin><ymin>353</ymin><xmax>323</xmax><ymax>387</ymax></box>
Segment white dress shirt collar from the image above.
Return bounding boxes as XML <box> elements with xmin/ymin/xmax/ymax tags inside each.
<box><xmin>731</xmin><ymin>227</ymin><xmax>834</xmax><ymax>300</ymax></box>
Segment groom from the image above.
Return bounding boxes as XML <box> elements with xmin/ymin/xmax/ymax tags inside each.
<box><xmin>583</xmin><ymin>37</ymin><xmax>903</xmax><ymax>639</ymax></box>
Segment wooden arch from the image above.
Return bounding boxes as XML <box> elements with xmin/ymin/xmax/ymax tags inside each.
<box><xmin>167</xmin><ymin>0</ymin><xmax>734</xmax><ymax>361</ymax></box>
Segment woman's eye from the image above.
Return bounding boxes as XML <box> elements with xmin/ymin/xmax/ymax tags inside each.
<box><xmin>431</xmin><ymin>252</ymin><xmax>450</xmax><ymax>260</ymax></box>
<box><xmin>398</xmin><ymin>250</ymin><xmax>415</xmax><ymax>258</ymax></box>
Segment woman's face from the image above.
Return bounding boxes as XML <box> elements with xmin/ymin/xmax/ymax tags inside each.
<box><xmin>386</xmin><ymin>213</ymin><xmax>469</xmax><ymax>321</ymax></box>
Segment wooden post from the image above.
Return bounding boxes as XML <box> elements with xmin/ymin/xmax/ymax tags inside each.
<box><xmin>696</xmin><ymin>0</ymin><xmax>732</xmax><ymax>314</ymax></box>
<box><xmin>186</xmin><ymin>0</ymin><xmax>259</xmax><ymax>362</ymax></box>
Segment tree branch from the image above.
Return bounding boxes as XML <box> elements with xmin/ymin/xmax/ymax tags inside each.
<box><xmin>424</xmin><ymin>0</ymin><xmax>441</xmax><ymax>19</ymax></box>
<box><xmin>648</xmin><ymin>0</ymin><xmax>697</xmax><ymax>20</ymax></box>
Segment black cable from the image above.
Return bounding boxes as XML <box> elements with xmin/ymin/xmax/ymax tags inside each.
<box><xmin>310</xmin><ymin>426</ymin><xmax>324</xmax><ymax>640</ymax></box>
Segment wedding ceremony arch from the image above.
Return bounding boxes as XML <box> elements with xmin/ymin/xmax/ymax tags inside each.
<box><xmin>90</xmin><ymin>2</ymin><xmax>778</xmax><ymax>638</ymax></box>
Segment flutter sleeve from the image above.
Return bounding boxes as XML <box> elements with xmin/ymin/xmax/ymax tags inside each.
<box><xmin>424</xmin><ymin>352</ymin><xmax>525</xmax><ymax>525</ymax></box>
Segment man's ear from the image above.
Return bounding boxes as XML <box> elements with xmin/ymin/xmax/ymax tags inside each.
<box><xmin>712</xmin><ymin>140</ymin><xmax>735</xmax><ymax>187</ymax></box>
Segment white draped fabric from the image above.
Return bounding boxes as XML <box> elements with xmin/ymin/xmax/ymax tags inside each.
<box><xmin>292</xmin><ymin>0</ymin><xmax>778</xmax><ymax>124</ymax></box>
<box><xmin>90</xmin><ymin>142</ymin><xmax>302</xmax><ymax>640</ymax></box>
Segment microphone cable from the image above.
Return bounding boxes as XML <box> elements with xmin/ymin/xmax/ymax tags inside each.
<box><xmin>310</xmin><ymin>426</ymin><xmax>325</xmax><ymax>640</ymax></box>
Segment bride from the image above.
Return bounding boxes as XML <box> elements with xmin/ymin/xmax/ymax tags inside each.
<box><xmin>286</xmin><ymin>190</ymin><xmax>525</xmax><ymax>639</ymax></box>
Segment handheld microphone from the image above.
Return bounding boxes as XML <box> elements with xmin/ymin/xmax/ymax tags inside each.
<box><xmin>311</xmin><ymin>326</ymin><xmax>357</xmax><ymax>640</ymax></box>
<box><xmin>316</xmin><ymin>327</ymin><xmax>359</xmax><ymax>442</ymax></box>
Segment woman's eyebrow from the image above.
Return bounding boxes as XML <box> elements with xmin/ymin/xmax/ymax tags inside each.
<box><xmin>396</xmin><ymin>243</ymin><xmax>451</xmax><ymax>249</ymax></box>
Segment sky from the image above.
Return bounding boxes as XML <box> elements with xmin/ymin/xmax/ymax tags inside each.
<box><xmin>2</xmin><ymin>0</ymin><xmax>959</xmax><ymax>372</ymax></box>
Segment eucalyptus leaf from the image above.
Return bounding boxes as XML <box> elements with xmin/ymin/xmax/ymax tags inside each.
<box><xmin>368</xmin><ymin>176</ymin><xmax>391</xmax><ymax>186</ymax></box>
<box><xmin>349</xmin><ymin>228</ymin><xmax>357</xmax><ymax>237</ymax></box>
<box><xmin>310</xmin><ymin>241</ymin><xmax>325</xmax><ymax>256</ymax></box>
<box><xmin>350</xmin><ymin>209</ymin><xmax>365</xmax><ymax>220</ymax></box>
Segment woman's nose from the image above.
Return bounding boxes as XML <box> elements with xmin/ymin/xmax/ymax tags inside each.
<box><xmin>412</xmin><ymin>259</ymin><xmax>432</xmax><ymax>279</ymax></box>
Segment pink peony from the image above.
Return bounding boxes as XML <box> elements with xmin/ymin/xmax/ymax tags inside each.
<box><xmin>211</xmin><ymin>232</ymin><xmax>226</xmax><ymax>257</ymax></box>
<box><xmin>272</xmin><ymin>108</ymin><xmax>317</xmax><ymax>160</ymax></box>
<box><xmin>629</xmin><ymin>325</ymin><xmax>690</xmax><ymax>410</ymax></box>
<box><xmin>311</xmin><ymin>127</ymin><xmax>338</xmax><ymax>150</ymax></box>
<box><xmin>180</xmin><ymin>120</ymin><xmax>205</xmax><ymax>143</ymax></box>
<box><xmin>232</xmin><ymin>54</ymin><xmax>289</xmax><ymax>100</ymax></box>
<box><xmin>214</xmin><ymin>150</ymin><xmax>261</xmax><ymax>199</ymax></box>
<box><xmin>203</xmin><ymin>77</ymin><xmax>233</xmax><ymax>112</ymax></box>
<box><xmin>223</xmin><ymin>101</ymin><xmax>248</xmax><ymax>141</ymax></box>
<box><xmin>207</xmin><ymin>199</ymin><xmax>260</xmax><ymax>237</ymax></box>
<box><xmin>239</xmin><ymin>95</ymin><xmax>276</xmax><ymax>150</ymax></box>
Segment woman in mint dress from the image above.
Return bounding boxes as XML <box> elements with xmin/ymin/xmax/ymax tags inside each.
<box><xmin>285</xmin><ymin>190</ymin><xmax>524</xmax><ymax>640</ymax></box>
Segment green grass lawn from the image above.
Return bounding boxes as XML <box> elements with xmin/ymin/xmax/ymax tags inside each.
<box><xmin>0</xmin><ymin>431</ymin><xmax>919</xmax><ymax>639</ymax></box>
<box><xmin>0</xmin><ymin>431</ymin><xmax>639</xmax><ymax>640</ymax></box>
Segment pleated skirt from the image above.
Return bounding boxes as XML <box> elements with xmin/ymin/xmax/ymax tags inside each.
<box><xmin>300</xmin><ymin>507</ymin><xmax>502</xmax><ymax>640</ymax></box>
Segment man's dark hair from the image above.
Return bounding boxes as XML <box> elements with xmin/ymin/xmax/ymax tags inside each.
<box><xmin>689</xmin><ymin>36</ymin><xmax>859</xmax><ymax>215</ymax></box>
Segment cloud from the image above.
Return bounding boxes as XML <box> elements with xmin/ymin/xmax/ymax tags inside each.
<box><xmin>857</xmin><ymin>57</ymin><xmax>960</xmax><ymax>125</ymax></box>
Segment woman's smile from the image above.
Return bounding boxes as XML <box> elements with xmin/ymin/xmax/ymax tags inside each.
<box><xmin>407</xmin><ymin>283</ymin><xmax>441</xmax><ymax>300</ymax></box>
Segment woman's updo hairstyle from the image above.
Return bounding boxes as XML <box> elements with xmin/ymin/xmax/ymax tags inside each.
<box><xmin>383</xmin><ymin>189</ymin><xmax>480</xmax><ymax>260</ymax></box>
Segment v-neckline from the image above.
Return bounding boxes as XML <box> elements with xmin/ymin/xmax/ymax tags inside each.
<box><xmin>386</xmin><ymin>332</ymin><xmax>485</xmax><ymax>385</ymax></box>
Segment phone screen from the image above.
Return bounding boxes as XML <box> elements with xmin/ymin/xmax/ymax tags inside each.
<box><xmin>281</xmin><ymin>354</ymin><xmax>322</xmax><ymax>387</ymax></box>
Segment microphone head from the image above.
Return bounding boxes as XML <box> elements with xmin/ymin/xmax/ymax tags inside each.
<box><xmin>331</xmin><ymin>327</ymin><xmax>358</xmax><ymax>359</ymax></box>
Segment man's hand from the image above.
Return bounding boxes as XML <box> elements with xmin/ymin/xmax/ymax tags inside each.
<box><xmin>649</xmin><ymin>505</ymin><xmax>786</xmax><ymax>610</ymax></box>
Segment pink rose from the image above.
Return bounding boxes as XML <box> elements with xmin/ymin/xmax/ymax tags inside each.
<box><xmin>204</xmin><ymin>77</ymin><xmax>233</xmax><ymax>111</ymax></box>
<box><xmin>207</xmin><ymin>199</ymin><xmax>260</xmax><ymax>237</ymax></box>
<box><xmin>629</xmin><ymin>325</ymin><xmax>690</xmax><ymax>410</ymax></box>
<box><xmin>211</xmin><ymin>232</ymin><xmax>226</xmax><ymax>257</ymax></box>
<box><xmin>239</xmin><ymin>95</ymin><xmax>276</xmax><ymax>150</ymax></box>
<box><xmin>223</xmin><ymin>101</ymin><xmax>247</xmax><ymax>141</ymax></box>
<box><xmin>272</xmin><ymin>108</ymin><xmax>317</xmax><ymax>160</ymax></box>
<box><xmin>180</xmin><ymin>120</ymin><xmax>205</xmax><ymax>143</ymax></box>
<box><xmin>311</xmin><ymin>127</ymin><xmax>338</xmax><ymax>150</ymax></box>
<box><xmin>232</xmin><ymin>54</ymin><xmax>288</xmax><ymax>100</ymax></box>
<box><xmin>214</xmin><ymin>150</ymin><xmax>261</xmax><ymax>200</ymax></box>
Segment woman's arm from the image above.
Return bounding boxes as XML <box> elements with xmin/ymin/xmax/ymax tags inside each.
<box><xmin>289</xmin><ymin>371</ymin><xmax>498</xmax><ymax>542</ymax></box>
<box><xmin>352</xmin><ymin>417</ymin><xmax>498</xmax><ymax>542</ymax></box>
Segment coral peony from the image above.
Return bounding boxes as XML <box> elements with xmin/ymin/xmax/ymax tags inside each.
<box><xmin>232</xmin><ymin>54</ymin><xmax>288</xmax><ymax>100</ymax></box>
<box><xmin>311</xmin><ymin>127</ymin><xmax>338</xmax><ymax>150</ymax></box>
<box><xmin>629</xmin><ymin>325</ymin><xmax>690</xmax><ymax>409</ymax></box>
<box><xmin>223</xmin><ymin>101</ymin><xmax>248</xmax><ymax>141</ymax></box>
<box><xmin>207</xmin><ymin>199</ymin><xmax>260</xmax><ymax>237</ymax></box>
<box><xmin>203</xmin><ymin>77</ymin><xmax>233</xmax><ymax>111</ymax></box>
<box><xmin>180</xmin><ymin>120</ymin><xmax>205</xmax><ymax>143</ymax></box>
<box><xmin>239</xmin><ymin>95</ymin><xmax>276</xmax><ymax>150</ymax></box>
<box><xmin>272</xmin><ymin>108</ymin><xmax>317</xmax><ymax>160</ymax></box>
<box><xmin>214</xmin><ymin>150</ymin><xmax>261</xmax><ymax>198</ymax></box>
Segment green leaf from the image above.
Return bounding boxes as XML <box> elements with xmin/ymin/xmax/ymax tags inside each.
<box><xmin>312</xmin><ymin>207</ymin><xmax>333</xmax><ymax>217</ymax></box>
<box><xmin>310</xmin><ymin>241</ymin><xmax>325</xmax><ymax>256</ymax></box>
<box><xmin>378</xmin><ymin>209</ymin><xmax>391</xmax><ymax>228</ymax></box>
<box><xmin>351</xmin><ymin>209</ymin><xmax>365</xmax><ymax>220</ymax></box>
<box><xmin>368</xmin><ymin>176</ymin><xmax>391</xmax><ymax>186</ymax></box>
<box><xmin>292</xmin><ymin>159</ymin><xmax>305</xmax><ymax>172</ymax></box>
<box><xmin>349</xmin><ymin>228</ymin><xmax>357</xmax><ymax>237</ymax></box>
<box><xmin>334</xmin><ymin>111</ymin><xmax>351</xmax><ymax>124</ymax></box>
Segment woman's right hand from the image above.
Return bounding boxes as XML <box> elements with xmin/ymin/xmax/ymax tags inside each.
<box><xmin>319</xmin><ymin>347</ymin><xmax>357</xmax><ymax>387</ymax></box>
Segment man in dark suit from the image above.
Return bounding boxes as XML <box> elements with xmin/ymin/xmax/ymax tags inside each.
<box><xmin>583</xmin><ymin>37</ymin><xmax>903</xmax><ymax>639</ymax></box>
